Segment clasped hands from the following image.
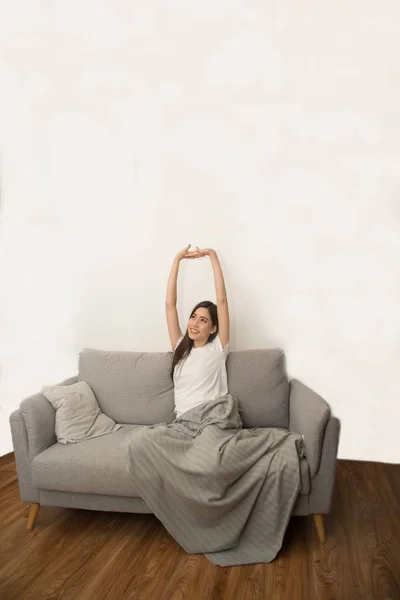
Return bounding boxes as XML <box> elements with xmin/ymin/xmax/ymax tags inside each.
<box><xmin>177</xmin><ymin>245</ymin><xmax>216</xmax><ymax>261</ymax></box>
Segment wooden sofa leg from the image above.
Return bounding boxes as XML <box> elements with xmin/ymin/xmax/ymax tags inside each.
<box><xmin>312</xmin><ymin>514</ymin><xmax>326</xmax><ymax>542</ymax></box>
<box><xmin>27</xmin><ymin>503</ymin><xmax>40</xmax><ymax>530</ymax></box>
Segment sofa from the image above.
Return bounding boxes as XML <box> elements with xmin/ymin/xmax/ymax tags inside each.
<box><xmin>9</xmin><ymin>347</ymin><xmax>340</xmax><ymax>542</ymax></box>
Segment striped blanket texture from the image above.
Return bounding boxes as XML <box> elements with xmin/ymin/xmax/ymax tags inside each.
<box><xmin>127</xmin><ymin>394</ymin><xmax>305</xmax><ymax>566</ymax></box>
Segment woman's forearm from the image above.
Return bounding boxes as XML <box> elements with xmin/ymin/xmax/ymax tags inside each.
<box><xmin>209</xmin><ymin>251</ymin><xmax>227</xmax><ymax>303</ymax></box>
<box><xmin>166</xmin><ymin>257</ymin><xmax>180</xmax><ymax>306</ymax></box>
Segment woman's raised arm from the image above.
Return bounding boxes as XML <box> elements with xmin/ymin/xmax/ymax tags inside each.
<box><xmin>165</xmin><ymin>245</ymin><xmax>204</xmax><ymax>350</ymax></box>
<box><xmin>196</xmin><ymin>247</ymin><xmax>230</xmax><ymax>350</ymax></box>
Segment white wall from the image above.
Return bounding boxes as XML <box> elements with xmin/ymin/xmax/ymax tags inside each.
<box><xmin>1</xmin><ymin>1</ymin><xmax>399</xmax><ymax>462</ymax></box>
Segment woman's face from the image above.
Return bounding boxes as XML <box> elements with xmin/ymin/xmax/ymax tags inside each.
<box><xmin>187</xmin><ymin>307</ymin><xmax>216</xmax><ymax>346</ymax></box>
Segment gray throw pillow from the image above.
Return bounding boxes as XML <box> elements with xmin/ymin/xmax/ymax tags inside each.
<box><xmin>41</xmin><ymin>380</ymin><xmax>121</xmax><ymax>445</ymax></box>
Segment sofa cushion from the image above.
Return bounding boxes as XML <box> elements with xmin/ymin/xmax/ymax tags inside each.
<box><xmin>226</xmin><ymin>349</ymin><xmax>289</xmax><ymax>428</ymax></box>
<box><xmin>78</xmin><ymin>347</ymin><xmax>289</xmax><ymax>429</ymax></box>
<box><xmin>79</xmin><ymin>348</ymin><xmax>176</xmax><ymax>425</ymax></box>
<box><xmin>31</xmin><ymin>423</ymin><xmax>310</xmax><ymax>498</ymax></box>
<box><xmin>32</xmin><ymin>425</ymin><xmax>142</xmax><ymax>497</ymax></box>
<box><xmin>41</xmin><ymin>380</ymin><xmax>121</xmax><ymax>444</ymax></box>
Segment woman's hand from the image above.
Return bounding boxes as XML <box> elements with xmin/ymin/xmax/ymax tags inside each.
<box><xmin>195</xmin><ymin>246</ymin><xmax>216</xmax><ymax>257</ymax></box>
<box><xmin>175</xmin><ymin>245</ymin><xmax>205</xmax><ymax>261</ymax></box>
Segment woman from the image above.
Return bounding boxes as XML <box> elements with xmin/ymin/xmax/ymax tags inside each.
<box><xmin>127</xmin><ymin>249</ymin><xmax>304</xmax><ymax>566</ymax></box>
<box><xmin>165</xmin><ymin>245</ymin><xmax>230</xmax><ymax>419</ymax></box>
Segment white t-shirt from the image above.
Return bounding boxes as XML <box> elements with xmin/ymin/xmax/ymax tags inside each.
<box><xmin>173</xmin><ymin>335</ymin><xmax>230</xmax><ymax>418</ymax></box>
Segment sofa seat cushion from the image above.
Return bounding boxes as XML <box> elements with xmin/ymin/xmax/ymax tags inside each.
<box><xmin>31</xmin><ymin>423</ymin><xmax>310</xmax><ymax>499</ymax></box>
<box><xmin>32</xmin><ymin>425</ymin><xmax>142</xmax><ymax>497</ymax></box>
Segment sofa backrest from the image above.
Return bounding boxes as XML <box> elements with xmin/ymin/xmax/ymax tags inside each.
<box><xmin>227</xmin><ymin>348</ymin><xmax>289</xmax><ymax>428</ymax></box>
<box><xmin>78</xmin><ymin>347</ymin><xmax>289</xmax><ymax>428</ymax></box>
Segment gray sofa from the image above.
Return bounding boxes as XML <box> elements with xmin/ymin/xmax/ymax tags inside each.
<box><xmin>9</xmin><ymin>347</ymin><xmax>340</xmax><ymax>541</ymax></box>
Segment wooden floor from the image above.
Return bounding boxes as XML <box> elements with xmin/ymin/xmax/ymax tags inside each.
<box><xmin>0</xmin><ymin>454</ymin><xmax>399</xmax><ymax>600</ymax></box>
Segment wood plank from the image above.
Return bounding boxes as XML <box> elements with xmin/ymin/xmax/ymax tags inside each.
<box><xmin>0</xmin><ymin>457</ymin><xmax>399</xmax><ymax>599</ymax></box>
<box><xmin>0</xmin><ymin>452</ymin><xmax>15</xmax><ymax>468</ymax></box>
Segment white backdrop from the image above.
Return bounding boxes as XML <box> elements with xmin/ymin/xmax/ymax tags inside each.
<box><xmin>1</xmin><ymin>0</ymin><xmax>399</xmax><ymax>461</ymax></box>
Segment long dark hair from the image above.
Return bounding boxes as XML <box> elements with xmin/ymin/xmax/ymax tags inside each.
<box><xmin>171</xmin><ymin>300</ymin><xmax>218</xmax><ymax>377</ymax></box>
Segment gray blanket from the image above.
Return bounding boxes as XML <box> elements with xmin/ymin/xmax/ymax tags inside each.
<box><xmin>127</xmin><ymin>394</ymin><xmax>305</xmax><ymax>566</ymax></box>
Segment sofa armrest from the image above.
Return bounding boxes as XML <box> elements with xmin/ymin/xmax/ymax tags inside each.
<box><xmin>289</xmin><ymin>378</ymin><xmax>331</xmax><ymax>478</ymax></box>
<box><xmin>19</xmin><ymin>375</ymin><xmax>78</xmax><ymax>460</ymax></box>
<box><xmin>9</xmin><ymin>409</ymin><xmax>40</xmax><ymax>503</ymax></box>
<box><xmin>309</xmin><ymin>415</ymin><xmax>341</xmax><ymax>514</ymax></box>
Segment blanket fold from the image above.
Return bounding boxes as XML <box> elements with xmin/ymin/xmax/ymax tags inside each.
<box><xmin>127</xmin><ymin>394</ymin><xmax>305</xmax><ymax>566</ymax></box>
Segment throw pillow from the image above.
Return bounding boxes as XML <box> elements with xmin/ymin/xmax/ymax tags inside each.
<box><xmin>41</xmin><ymin>380</ymin><xmax>121</xmax><ymax>444</ymax></box>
